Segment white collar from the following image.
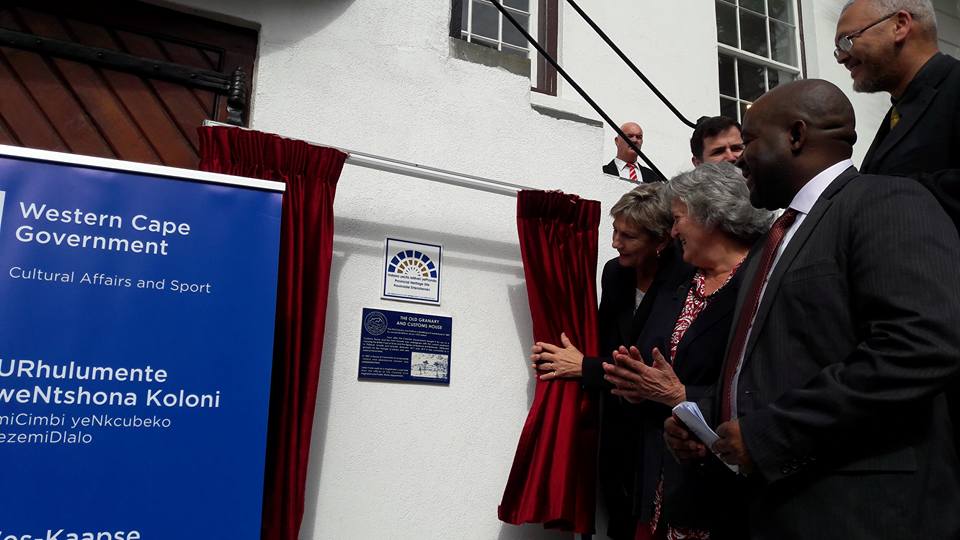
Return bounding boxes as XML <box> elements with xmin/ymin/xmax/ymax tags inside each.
<box><xmin>787</xmin><ymin>159</ymin><xmax>854</xmax><ymax>214</ymax></box>
<box><xmin>614</xmin><ymin>157</ymin><xmax>637</xmax><ymax>171</ymax></box>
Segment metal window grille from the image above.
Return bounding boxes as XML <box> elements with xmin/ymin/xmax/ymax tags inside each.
<box><xmin>460</xmin><ymin>0</ymin><xmax>534</xmax><ymax>58</ymax></box>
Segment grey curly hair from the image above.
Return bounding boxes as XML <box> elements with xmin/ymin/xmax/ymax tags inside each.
<box><xmin>610</xmin><ymin>183</ymin><xmax>672</xmax><ymax>241</ymax></box>
<box><xmin>663</xmin><ymin>162</ymin><xmax>773</xmax><ymax>244</ymax></box>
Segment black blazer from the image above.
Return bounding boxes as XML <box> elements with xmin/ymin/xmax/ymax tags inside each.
<box><xmin>583</xmin><ymin>248</ymin><xmax>687</xmax><ymax>539</ymax></box>
<box><xmin>861</xmin><ymin>52</ymin><xmax>960</xmax><ymax>228</ymax></box>
<box><xmin>629</xmin><ymin>262</ymin><xmax>745</xmax><ymax>534</ymax></box>
<box><xmin>707</xmin><ymin>168</ymin><xmax>960</xmax><ymax>539</ymax></box>
<box><xmin>860</xmin><ymin>51</ymin><xmax>960</xmax><ymax>456</ymax></box>
<box><xmin>603</xmin><ymin>159</ymin><xmax>664</xmax><ymax>183</ymax></box>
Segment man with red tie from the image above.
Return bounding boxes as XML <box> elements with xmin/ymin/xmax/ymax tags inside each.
<box><xmin>665</xmin><ymin>79</ymin><xmax>960</xmax><ymax>539</ymax></box>
<box><xmin>603</xmin><ymin>122</ymin><xmax>663</xmax><ymax>183</ymax></box>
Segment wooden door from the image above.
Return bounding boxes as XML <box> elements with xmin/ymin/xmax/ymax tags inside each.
<box><xmin>0</xmin><ymin>1</ymin><xmax>258</xmax><ymax>169</ymax></box>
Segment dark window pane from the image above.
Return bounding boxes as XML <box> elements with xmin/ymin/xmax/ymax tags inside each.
<box><xmin>504</xmin><ymin>0</ymin><xmax>528</xmax><ymax>10</ymax></box>
<box><xmin>740</xmin><ymin>0</ymin><xmax>765</xmax><ymax>15</ymax></box>
<box><xmin>461</xmin><ymin>1</ymin><xmax>469</xmax><ymax>36</ymax></box>
<box><xmin>471</xmin><ymin>35</ymin><xmax>499</xmax><ymax>50</ymax></box>
<box><xmin>503</xmin><ymin>12</ymin><xmax>529</xmax><ymax>48</ymax></box>
<box><xmin>768</xmin><ymin>68</ymin><xmax>798</xmax><ymax>89</ymax></box>
<box><xmin>740</xmin><ymin>10</ymin><xmax>769</xmax><ymax>57</ymax></box>
<box><xmin>719</xmin><ymin>54</ymin><xmax>736</xmax><ymax>97</ymax></box>
<box><xmin>471</xmin><ymin>0</ymin><xmax>499</xmax><ymax>40</ymax></box>
<box><xmin>770</xmin><ymin>20</ymin><xmax>797</xmax><ymax>65</ymax></box>
<box><xmin>716</xmin><ymin>1</ymin><xmax>738</xmax><ymax>46</ymax></box>
<box><xmin>502</xmin><ymin>45</ymin><xmax>527</xmax><ymax>57</ymax></box>
<box><xmin>768</xmin><ymin>0</ymin><xmax>795</xmax><ymax>24</ymax></box>
<box><xmin>720</xmin><ymin>97</ymin><xmax>739</xmax><ymax>121</ymax></box>
<box><xmin>740</xmin><ymin>101</ymin><xmax>751</xmax><ymax>122</ymax></box>
<box><xmin>738</xmin><ymin>59</ymin><xmax>766</xmax><ymax>101</ymax></box>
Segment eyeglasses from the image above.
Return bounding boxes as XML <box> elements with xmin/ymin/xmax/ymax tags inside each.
<box><xmin>833</xmin><ymin>11</ymin><xmax>899</xmax><ymax>60</ymax></box>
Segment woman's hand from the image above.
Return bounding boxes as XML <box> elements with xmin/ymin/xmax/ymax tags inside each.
<box><xmin>530</xmin><ymin>332</ymin><xmax>584</xmax><ymax>380</ymax></box>
<box><xmin>603</xmin><ymin>346</ymin><xmax>686</xmax><ymax>406</ymax></box>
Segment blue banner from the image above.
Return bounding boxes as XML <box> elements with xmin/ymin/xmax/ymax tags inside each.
<box><xmin>0</xmin><ymin>150</ymin><xmax>282</xmax><ymax>539</ymax></box>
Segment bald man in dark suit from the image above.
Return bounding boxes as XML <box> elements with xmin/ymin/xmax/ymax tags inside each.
<box><xmin>666</xmin><ymin>79</ymin><xmax>960</xmax><ymax>539</ymax></box>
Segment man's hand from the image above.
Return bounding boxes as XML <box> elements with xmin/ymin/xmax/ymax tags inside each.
<box><xmin>713</xmin><ymin>419</ymin><xmax>755</xmax><ymax>474</ymax></box>
<box><xmin>664</xmin><ymin>415</ymin><xmax>707</xmax><ymax>463</ymax></box>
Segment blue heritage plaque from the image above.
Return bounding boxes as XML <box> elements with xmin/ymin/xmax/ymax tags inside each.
<box><xmin>359</xmin><ymin>308</ymin><xmax>452</xmax><ymax>384</ymax></box>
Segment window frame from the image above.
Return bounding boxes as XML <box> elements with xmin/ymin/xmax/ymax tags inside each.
<box><xmin>716</xmin><ymin>0</ymin><xmax>806</xmax><ymax>121</ymax></box>
<box><xmin>450</xmin><ymin>0</ymin><xmax>558</xmax><ymax>95</ymax></box>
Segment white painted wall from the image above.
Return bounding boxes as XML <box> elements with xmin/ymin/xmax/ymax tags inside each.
<box><xmin>166</xmin><ymin>0</ymin><xmax>627</xmax><ymax>538</ymax></box>
<box><xmin>935</xmin><ymin>0</ymin><xmax>960</xmax><ymax>56</ymax></box>
<box><xmin>557</xmin><ymin>0</ymin><xmax>720</xmax><ymax>179</ymax></box>
<box><xmin>154</xmin><ymin>1</ymin><xmax>960</xmax><ymax>538</ymax></box>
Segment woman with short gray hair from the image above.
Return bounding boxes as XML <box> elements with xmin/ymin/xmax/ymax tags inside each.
<box><xmin>603</xmin><ymin>161</ymin><xmax>772</xmax><ymax>539</ymax></box>
<box><xmin>664</xmin><ymin>161</ymin><xmax>773</xmax><ymax>247</ymax></box>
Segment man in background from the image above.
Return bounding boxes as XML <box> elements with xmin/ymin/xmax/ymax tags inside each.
<box><xmin>835</xmin><ymin>0</ymin><xmax>960</xmax><ymax>450</ymax></box>
<box><xmin>691</xmin><ymin>116</ymin><xmax>744</xmax><ymax>166</ymax></box>
<box><xmin>603</xmin><ymin>122</ymin><xmax>663</xmax><ymax>183</ymax></box>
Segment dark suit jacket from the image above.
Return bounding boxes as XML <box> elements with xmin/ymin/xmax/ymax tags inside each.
<box><xmin>581</xmin><ymin>251</ymin><xmax>685</xmax><ymax>539</ymax></box>
<box><xmin>860</xmin><ymin>51</ymin><xmax>960</xmax><ymax>455</ymax></box>
<box><xmin>630</xmin><ymin>262</ymin><xmax>745</xmax><ymax>536</ymax></box>
<box><xmin>603</xmin><ymin>159</ymin><xmax>664</xmax><ymax>183</ymax></box>
<box><xmin>708</xmin><ymin>168</ymin><xmax>960</xmax><ymax>539</ymax></box>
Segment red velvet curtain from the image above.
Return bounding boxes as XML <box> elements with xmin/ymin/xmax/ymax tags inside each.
<box><xmin>499</xmin><ymin>190</ymin><xmax>602</xmax><ymax>533</ymax></box>
<box><xmin>198</xmin><ymin>126</ymin><xmax>347</xmax><ymax>540</ymax></box>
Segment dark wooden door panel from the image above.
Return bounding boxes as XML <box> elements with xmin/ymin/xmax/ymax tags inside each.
<box><xmin>0</xmin><ymin>1</ymin><xmax>258</xmax><ymax>169</ymax></box>
<box><xmin>0</xmin><ymin>45</ymin><xmax>115</xmax><ymax>157</ymax></box>
<box><xmin>0</xmin><ymin>51</ymin><xmax>70</xmax><ymax>152</ymax></box>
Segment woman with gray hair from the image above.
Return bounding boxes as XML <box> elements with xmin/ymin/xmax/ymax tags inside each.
<box><xmin>604</xmin><ymin>162</ymin><xmax>772</xmax><ymax>540</ymax></box>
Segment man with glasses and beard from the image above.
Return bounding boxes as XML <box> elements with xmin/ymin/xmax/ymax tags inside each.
<box><xmin>835</xmin><ymin>0</ymin><xmax>960</xmax><ymax>455</ymax></box>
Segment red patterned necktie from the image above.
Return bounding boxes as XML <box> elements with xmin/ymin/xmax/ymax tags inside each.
<box><xmin>719</xmin><ymin>208</ymin><xmax>799</xmax><ymax>422</ymax></box>
<box><xmin>627</xmin><ymin>162</ymin><xmax>638</xmax><ymax>182</ymax></box>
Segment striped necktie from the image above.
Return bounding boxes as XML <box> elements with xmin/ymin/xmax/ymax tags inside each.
<box><xmin>627</xmin><ymin>162</ymin><xmax>638</xmax><ymax>182</ymax></box>
<box><xmin>720</xmin><ymin>208</ymin><xmax>799</xmax><ymax>421</ymax></box>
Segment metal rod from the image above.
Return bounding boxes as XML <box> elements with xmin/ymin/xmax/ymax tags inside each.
<box><xmin>202</xmin><ymin>121</ymin><xmax>533</xmax><ymax>197</ymax></box>
<box><xmin>488</xmin><ymin>0</ymin><xmax>666</xmax><ymax>181</ymax></box>
<box><xmin>0</xmin><ymin>28</ymin><xmax>231</xmax><ymax>93</ymax></box>
<box><xmin>565</xmin><ymin>0</ymin><xmax>697</xmax><ymax>129</ymax></box>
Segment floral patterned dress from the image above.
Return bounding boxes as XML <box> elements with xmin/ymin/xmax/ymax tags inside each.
<box><xmin>636</xmin><ymin>264</ymin><xmax>741</xmax><ymax>540</ymax></box>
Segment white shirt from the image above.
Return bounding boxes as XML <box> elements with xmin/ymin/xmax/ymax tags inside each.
<box><xmin>614</xmin><ymin>157</ymin><xmax>640</xmax><ymax>179</ymax></box>
<box><xmin>729</xmin><ymin>159</ymin><xmax>854</xmax><ymax>419</ymax></box>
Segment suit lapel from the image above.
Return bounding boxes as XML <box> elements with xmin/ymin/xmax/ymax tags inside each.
<box><xmin>645</xmin><ymin>278</ymin><xmax>690</xmax><ymax>357</ymax></box>
<box><xmin>676</xmin><ymin>272</ymin><xmax>739</xmax><ymax>351</ymax></box>
<box><xmin>860</xmin><ymin>108</ymin><xmax>892</xmax><ymax>172</ymax></box>
<box><xmin>862</xmin><ymin>54</ymin><xmax>953</xmax><ymax>171</ymax></box>
<box><xmin>724</xmin><ymin>243</ymin><xmax>762</xmax><ymax>351</ymax></box>
<box><xmin>739</xmin><ymin>170</ymin><xmax>857</xmax><ymax>362</ymax></box>
<box><xmin>865</xmin><ymin>85</ymin><xmax>938</xmax><ymax>169</ymax></box>
<box><xmin>617</xmin><ymin>293</ymin><xmax>635</xmax><ymax>346</ymax></box>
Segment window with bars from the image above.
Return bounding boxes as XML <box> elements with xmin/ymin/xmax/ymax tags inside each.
<box><xmin>450</xmin><ymin>0</ymin><xmax>559</xmax><ymax>95</ymax></box>
<box><xmin>460</xmin><ymin>0</ymin><xmax>532</xmax><ymax>57</ymax></box>
<box><xmin>715</xmin><ymin>0</ymin><xmax>803</xmax><ymax>121</ymax></box>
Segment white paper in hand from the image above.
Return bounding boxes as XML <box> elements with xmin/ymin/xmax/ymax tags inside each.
<box><xmin>671</xmin><ymin>401</ymin><xmax>739</xmax><ymax>473</ymax></box>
